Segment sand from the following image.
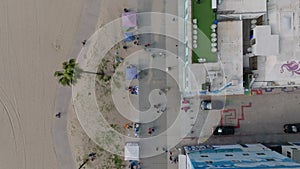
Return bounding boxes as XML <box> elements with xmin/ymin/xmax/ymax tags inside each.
<box><xmin>0</xmin><ymin>0</ymin><xmax>84</xmax><ymax>168</ymax></box>
<box><xmin>0</xmin><ymin>0</ymin><xmax>171</xmax><ymax>168</ymax></box>
<box><xmin>0</xmin><ymin>0</ymin><xmax>139</xmax><ymax>168</ymax></box>
<box><xmin>67</xmin><ymin>0</ymin><xmax>170</xmax><ymax>168</ymax></box>
<box><xmin>67</xmin><ymin>1</ymin><xmax>139</xmax><ymax>168</ymax></box>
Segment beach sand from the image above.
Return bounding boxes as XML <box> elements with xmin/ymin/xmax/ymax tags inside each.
<box><xmin>0</xmin><ymin>0</ymin><xmax>171</xmax><ymax>168</ymax></box>
<box><xmin>67</xmin><ymin>0</ymin><xmax>168</xmax><ymax>168</ymax></box>
<box><xmin>67</xmin><ymin>1</ymin><xmax>139</xmax><ymax>168</ymax></box>
<box><xmin>0</xmin><ymin>0</ymin><xmax>84</xmax><ymax>168</ymax></box>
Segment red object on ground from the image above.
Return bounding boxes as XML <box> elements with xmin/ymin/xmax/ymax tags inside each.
<box><xmin>181</xmin><ymin>106</ymin><xmax>190</xmax><ymax>112</ymax></box>
<box><xmin>251</xmin><ymin>89</ymin><xmax>263</xmax><ymax>95</ymax></box>
<box><xmin>182</xmin><ymin>100</ymin><xmax>189</xmax><ymax>104</ymax></box>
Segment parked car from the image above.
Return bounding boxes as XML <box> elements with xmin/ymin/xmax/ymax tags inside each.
<box><xmin>284</xmin><ymin>123</ymin><xmax>300</xmax><ymax>133</ymax></box>
<box><xmin>213</xmin><ymin>126</ymin><xmax>235</xmax><ymax>135</ymax></box>
<box><xmin>200</xmin><ymin>100</ymin><xmax>224</xmax><ymax>110</ymax></box>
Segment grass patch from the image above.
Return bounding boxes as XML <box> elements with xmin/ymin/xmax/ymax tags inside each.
<box><xmin>103</xmin><ymin>87</ymin><xmax>111</xmax><ymax>96</ymax></box>
<box><xmin>110</xmin><ymin>124</ymin><xmax>119</xmax><ymax>130</ymax></box>
<box><xmin>192</xmin><ymin>0</ymin><xmax>217</xmax><ymax>63</ymax></box>
<box><xmin>110</xmin><ymin>154</ymin><xmax>124</xmax><ymax>169</ymax></box>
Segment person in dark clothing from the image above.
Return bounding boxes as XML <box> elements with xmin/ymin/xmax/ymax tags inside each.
<box><xmin>55</xmin><ymin>112</ymin><xmax>61</xmax><ymax>118</ymax></box>
<box><xmin>82</xmin><ymin>40</ymin><xmax>87</xmax><ymax>46</ymax></box>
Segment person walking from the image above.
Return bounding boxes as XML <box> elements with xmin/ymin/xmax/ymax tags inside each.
<box><xmin>55</xmin><ymin>112</ymin><xmax>61</xmax><ymax>118</ymax></box>
<box><xmin>81</xmin><ymin>40</ymin><xmax>87</xmax><ymax>46</ymax></box>
<box><xmin>148</xmin><ymin>128</ymin><xmax>152</xmax><ymax>135</ymax></box>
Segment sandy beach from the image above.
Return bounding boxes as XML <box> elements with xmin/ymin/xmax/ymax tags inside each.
<box><xmin>67</xmin><ymin>0</ymin><xmax>174</xmax><ymax>168</ymax></box>
<box><xmin>0</xmin><ymin>0</ymin><xmax>168</xmax><ymax>168</ymax></box>
<box><xmin>67</xmin><ymin>1</ymin><xmax>139</xmax><ymax>168</ymax></box>
<box><xmin>0</xmin><ymin>0</ymin><xmax>139</xmax><ymax>168</ymax></box>
<box><xmin>0</xmin><ymin>0</ymin><xmax>84</xmax><ymax>168</ymax></box>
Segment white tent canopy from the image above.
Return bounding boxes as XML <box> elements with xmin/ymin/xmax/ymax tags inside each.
<box><xmin>125</xmin><ymin>142</ymin><xmax>139</xmax><ymax>161</ymax></box>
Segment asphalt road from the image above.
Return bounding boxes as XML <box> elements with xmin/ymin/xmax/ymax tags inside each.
<box><xmin>198</xmin><ymin>89</ymin><xmax>300</xmax><ymax>145</ymax></box>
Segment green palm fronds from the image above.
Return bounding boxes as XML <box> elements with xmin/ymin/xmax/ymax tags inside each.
<box><xmin>54</xmin><ymin>59</ymin><xmax>78</xmax><ymax>86</ymax></box>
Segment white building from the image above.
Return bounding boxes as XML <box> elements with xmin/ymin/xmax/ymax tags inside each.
<box><xmin>251</xmin><ymin>0</ymin><xmax>300</xmax><ymax>88</ymax></box>
<box><xmin>282</xmin><ymin>142</ymin><xmax>300</xmax><ymax>164</ymax></box>
<box><xmin>218</xmin><ymin>0</ymin><xmax>267</xmax><ymax>20</ymax></box>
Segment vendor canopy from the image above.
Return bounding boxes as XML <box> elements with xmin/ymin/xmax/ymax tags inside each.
<box><xmin>124</xmin><ymin>32</ymin><xmax>134</xmax><ymax>42</ymax></box>
<box><xmin>126</xmin><ymin>65</ymin><xmax>138</xmax><ymax>80</ymax></box>
<box><xmin>122</xmin><ymin>11</ymin><xmax>137</xmax><ymax>28</ymax></box>
<box><xmin>125</xmin><ymin>142</ymin><xmax>139</xmax><ymax>161</ymax></box>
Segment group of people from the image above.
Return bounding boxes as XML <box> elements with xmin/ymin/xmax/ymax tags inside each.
<box><xmin>125</xmin><ymin>122</ymin><xmax>156</xmax><ymax>137</ymax></box>
<box><xmin>148</xmin><ymin>127</ymin><xmax>155</xmax><ymax>135</ymax></box>
<box><xmin>134</xmin><ymin>123</ymin><xmax>140</xmax><ymax>137</ymax></box>
<box><xmin>128</xmin><ymin>86</ymin><xmax>139</xmax><ymax>95</ymax></box>
<box><xmin>153</xmin><ymin>103</ymin><xmax>166</xmax><ymax>113</ymax></box>
<box><xmin>128</xmin><ymin>160</ymin><xmax>141</xmax><ymax>169</ymax></box>
<box><xmin>125</xmin><ymin>122</ymin><xmax>140</xmax><ymax>137</ymax></box>
<box><xmin>181</xmin><ymin>97</ymin><xmax>191</xmax><ymax>112</ymax></box>
<box><xmin>125</xmin><ymin>122</ymin><xmax>133</xmax><ymax>129</ymax></box>
<box><xmin>88</xmin><ymin>152</ymin><xmax>96</xmax><ymax>161</ymax></box>
<box><xmin>169</xmin><ymin>151</ymin><xmax>178</xmax><ymax>164</ymax></box>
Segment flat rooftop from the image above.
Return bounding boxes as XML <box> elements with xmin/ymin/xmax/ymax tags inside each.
<box><xmin>218</xmin><ymin>0</ymin><xmax>267</xmax><ymax>14</ymax></box>
<box><xmin>252</xmin><ymin>25</ymin><xmax>279</xmax><ymax>56</ymax></box>
<box><xmin>253</xmin><ymin>0</ymin><xmax>300</xmax><ymax>87</ymax></box>
<box><xmin>186</xmin><ymin>20</ymin><xmax>244</xmax><ymax>96</ymax></box>
<box><xmin>217</xmin><ymin>20</ymin><xmax>244</xmax><ymax>95</ymax></box>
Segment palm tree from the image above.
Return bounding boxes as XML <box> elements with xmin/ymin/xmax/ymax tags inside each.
<box><xmin>54</xmin><ymin>59</ymin><xmax>80</xmax><ymax>86</ymax></box>
<box><xmin>55</xmin><ymin>59</ymin><xmax>107</xmax><ymax>86</ymax></box>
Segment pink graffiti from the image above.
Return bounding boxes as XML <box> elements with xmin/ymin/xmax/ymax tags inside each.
<box><xmin>280</xmin><ymin>61</ymin><xmax>300</xmax><ymax>76</ymax></box>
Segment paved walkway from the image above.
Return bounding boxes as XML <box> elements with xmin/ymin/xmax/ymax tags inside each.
<box><xmin>71</xmin><ymin>1</ymin><xmax>201</xmax><ymax>161</ymax></box>
<box><xmin>53</xmin><ymin>0</ymin><xmax>101</xmax><ymax>169</ymax></box>
<box><xmin>69</xmin><ymin>1</ymin><xmax>206</xmax><ymax>169</ymax></box>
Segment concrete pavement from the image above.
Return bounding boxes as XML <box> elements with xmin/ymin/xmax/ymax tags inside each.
<box><xmin>136</xmin><ymin>0</ymin><xmax>198</xmax><ymax>168</ymax></box>
<box><xmin>70</xmin><ymin>1</ymin><xmax>207</xmax><ymax>169</ymax></box>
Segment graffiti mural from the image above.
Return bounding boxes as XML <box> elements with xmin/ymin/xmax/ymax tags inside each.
<box><xmin>280</xmin><ymin>61</ymin><xmax>300</xmax><ymax>76</ymax></box>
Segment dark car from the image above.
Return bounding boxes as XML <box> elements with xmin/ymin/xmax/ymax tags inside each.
<box><xmin>213</xmin><ymin>126</ymin><xmax>235</xmax><ymax>135</ymax></box>
<box><xmin>284</xmin><ymin>123</ymin><xmax>300</xmax><ymax>133</ymax></box>
<box><xmin>200</xmin><ymin>100</ymin><xmax>225</xmax><ymax>110</ymax></box>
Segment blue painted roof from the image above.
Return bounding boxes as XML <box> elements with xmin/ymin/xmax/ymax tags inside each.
<box><xmin>185</xmin><ymin>145</ymin><xmax>300</xmax><ymax>169</ymax></box>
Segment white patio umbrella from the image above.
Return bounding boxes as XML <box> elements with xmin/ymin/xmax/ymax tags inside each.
<box><xmin>211</xmin><ymin>43</ymin><xmax>217</xmax><ymax>47</ymax></box>
<box><xmin>193</xmin><ymin>19</ymin><xmax>197</xmax><ymax>24</ymax></box>
<box><xmin>211</xmin><ymin>24</ymin><xmax>217</xmax><ymax>29</ymax></box>
<box><xmin>211</xmin><ymin>47</ymin><xmax>217</xmax><ymax>52</ymax></box>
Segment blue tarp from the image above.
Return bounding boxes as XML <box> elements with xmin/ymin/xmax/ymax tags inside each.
<box><xmin>126</xmin><ymin>66</ymin><xmax>138</xmax><ymax>80</ymax></box>
<box><xmin>124</xmin><ymin>32</ymin><xmax>135</xmax><ymax>42</ymax></box>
